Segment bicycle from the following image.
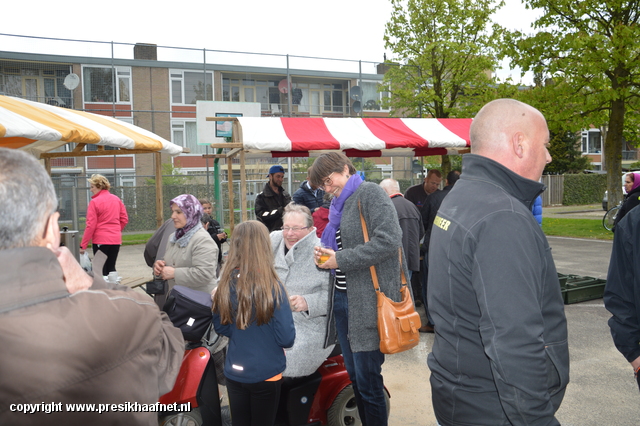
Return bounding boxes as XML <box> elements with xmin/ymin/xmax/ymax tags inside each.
<box><xmin>603</xmin><ymin>202</ymin><xmax>622</xmax><ymax>231</ymax></box>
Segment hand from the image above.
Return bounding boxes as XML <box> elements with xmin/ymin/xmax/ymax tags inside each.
<box><xmin>314</xmin><ymin>246</ymin><xmax>337</xmax><ymax>269</ymax></box>
<box><xmin>79</xmin><ymin>248</ymin><xmax>85</xmax><ymax>255</ymax></box>
<box><xmin>289</xmin><ymin>295</ymin><xmax>308</xmax><ymax>313</ymax></box>
<box><xmin>160</xmin><ymin>266</ymin><xmax>175</xmax><ymax>281</ymax></box>
<box><xmin>153</xmin><ymin>260</ymin><xmax>165</xmax><ymax>277</ymax></box>
<box><xmin>211</xmin><ymin>287</ymin><xmax>217</xmax><ymax>302</ymax></box>
<box><xmin>217</xmin><ymin>232</ymin><xmax>227</xmax><ymax>240</ymax></box>
<box><xmin>53</xmin><ymin>246</ymin><xmax>93</xmax><ymax>294</ymax></box>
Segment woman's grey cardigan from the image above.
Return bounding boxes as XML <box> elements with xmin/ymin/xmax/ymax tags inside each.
<box><xmin>271</xmin><ymin>228</ymin><xmax>334</xmax><ymax>377</ymax></box>
<box><xmin>334</xmin><ymin>181</ymin><xmax>408</xmax><ymax>352</ymax></box>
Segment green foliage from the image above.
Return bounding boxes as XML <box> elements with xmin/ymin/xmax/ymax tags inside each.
<box><xmin>506</xmin><ymin>0</ymin><xmax>640</xmax><ymax>210</ymax></box>
<box><xmin>383</xmin><ymin>0</ymin><xmax>508</xmax><ymax>119</ymax></box>
<box><xmin>562</xmin><ymin>174</ymin><xmax>607</xmax><ymax>206</ymax></box>
<box><xmin>145</xmin><ymin>163</ymin><xmax>195</xmax><ymax>186</ymax></box>
<box><xmin>544</xmin><ymin>131</ymin><xmax>591</xmax><ymax>174</ymax></box>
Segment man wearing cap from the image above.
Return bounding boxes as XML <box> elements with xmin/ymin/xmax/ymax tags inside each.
<box><xmin>255</xmin><ymin>165</ymin><xmax>292</xmax><ymax>232</ymax></box>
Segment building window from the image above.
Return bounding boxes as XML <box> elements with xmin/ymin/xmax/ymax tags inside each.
<box><xmin>172</xmin><ymin>120</ymin><xmax>207</xmax><ymax>155</ymax></box>
<box><xmin>170</xmin><ymin>70</ymin><xmax>213</xmax><ymax>104</ymax></box>
<box><xmin>82</xmin><ymin>66</ymin><xmax>131</xmax><ymax>103</ymax></box>
<box><xmin>361</xmin><ymin>81</ymin><xmax>390</xmax><ymax>111</ymax></box>
<box><xmin>581</xmin><ymin>130</ymin><xmax>601</xmax><ymax>154</ymax></box>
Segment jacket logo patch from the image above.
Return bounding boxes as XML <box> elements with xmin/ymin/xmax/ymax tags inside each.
<box><xmin>434</xmin><ymin>215</ymin><xmax>451</xmax><ymax>231</ymax></box>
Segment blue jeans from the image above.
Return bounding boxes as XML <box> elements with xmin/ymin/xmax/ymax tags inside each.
<box><xmin>333</xmin><ymin>290</ymin><xmax>387</xmax><ymax>426</ymax></box>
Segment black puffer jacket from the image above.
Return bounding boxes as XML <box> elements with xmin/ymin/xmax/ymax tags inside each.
<box><xmin>255</xmin><ymin>183</ymin><xmax>291</xmax><ymax>232</ymax></box>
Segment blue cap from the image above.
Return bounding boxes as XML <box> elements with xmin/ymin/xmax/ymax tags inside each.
<box><xmin>268</xmin><ymin>165</ymin><xmax>285</xmax><ymax>176</ymax></box>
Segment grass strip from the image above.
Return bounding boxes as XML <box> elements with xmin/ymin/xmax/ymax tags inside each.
<box><xmin>542</xmin><ymin>218</ymin><xmax>613</xmax><ymax>241</ymax></box>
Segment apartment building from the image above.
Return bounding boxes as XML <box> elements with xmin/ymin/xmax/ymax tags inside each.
<box><xmin>0</xmin><ymin>42</ymin><xmax>392</xmax><ymax>186</ymax></box>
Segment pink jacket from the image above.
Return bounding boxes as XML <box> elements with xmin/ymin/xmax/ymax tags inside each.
<box><xmin>81</xmin><ymin>190</ymin><xmax>129</xmax><ymax>249</ymax></box>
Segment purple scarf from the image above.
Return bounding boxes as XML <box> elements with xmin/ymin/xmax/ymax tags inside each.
<box><xmin>171</xmin><ymin>194</ymin><xmax>203</xmax><ymax>240</ymax></box>
<box><xmin>631</xmin><ymin>172</ymin><xmax>640</xmax><ymax>192</ymax></box>
<box><xmin>320</xmin><ymin>174</ymin><xmax>363</xmax><ymax>251</ymax></box>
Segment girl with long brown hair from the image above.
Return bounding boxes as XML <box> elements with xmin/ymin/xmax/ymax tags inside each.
<box><xmin>212</xmin><ymin>220</ymin><xmax>295</xmax><ymax>426</ymax></box>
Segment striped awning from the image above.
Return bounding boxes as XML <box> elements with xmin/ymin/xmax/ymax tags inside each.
<box><xmin>0</xmin><ymin>95</ymin><xmax>184</xmax><ymax>156</ymax></box>
<box><xmin>236</xmin><ymin>117</ymin><xmax>471</xmax><ymax>157</ymax></box>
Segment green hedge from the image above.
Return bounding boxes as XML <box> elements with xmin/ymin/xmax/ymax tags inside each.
<box><xmin>562</xmin><ymin>174</ymin><xmax>607</xmax><ymax>205</ymax></box>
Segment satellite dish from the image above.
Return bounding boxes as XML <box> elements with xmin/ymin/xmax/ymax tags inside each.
<box><xmin>353</xmin><ymin>101</ymin><xmax>362</xmax><ymax>114</ymax></box>
<box><xmin>63</xmin><ymin>73</ymin><xmax>80</xmax><ymax>90</ymax></box>
<box><xmin>278</xmin><ymin>78</ymin><xmax>292</xmax><ymax>94</ymax></box>
<box><xmin>350</xmin><ymin>86</ymin><xmax>362</xmax><ymax>100</ymax></box>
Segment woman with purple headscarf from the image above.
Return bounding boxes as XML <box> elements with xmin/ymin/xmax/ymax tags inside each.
<box><xmin>613</xmin><ymin>172</ymin><xmax>640</xmax><ymax>231</ymax></box>
<box><xmin>153</xmin><ymin>194</ymin><xmax>218</xmax><ymax>293</ymax></box>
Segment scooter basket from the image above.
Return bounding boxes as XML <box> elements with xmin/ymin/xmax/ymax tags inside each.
<box><xmin>163</xmin><ymin>285</ymin><xmax>212</xmax><ymax>342</ymax></box>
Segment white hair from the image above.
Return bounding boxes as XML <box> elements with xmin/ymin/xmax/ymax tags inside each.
<box><xmin>379</xmin><ymin>178</ymin><xmax>400</xmax><ymax>195</ymax></box>
<box><xmin>0</xmin><ymin>148</ymin><xmax>58</xmax><ymax>249</ymax></box>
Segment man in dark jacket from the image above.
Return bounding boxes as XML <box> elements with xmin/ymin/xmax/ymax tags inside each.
<box><xmin>404</xmin><ymin>169</ymin><xmax>442</xmax><ymax>209</ymax></box>
<box><xmin>605</xmin><ymin>204</ymin><xmax>640</xmax><ymax>391</ymax></box>
<box><xmin>255</xmin><ymin>165</ymin><xmax>292</xmax><ymax>232</ymax></box>
<box><xmin>293</xmin><ymin>166</ymin><xmax>325</xmax><ymax>212</ymax></box>
<box><xmin>428</xmin><ymin>99</ymin><xmax>569</xmax><ymax>425</ymax></box>
<box><xmin>380</xmin><ymin>178</ymin><xmax>423</xmax><ymax>281</ymax></box>
<box><xmin>419</xmin><ymin>169</ymin><xmax>460</xmax><ymax>332</ymax></box>
<box><xmin>0</xmin><ymin>148</ymin><xmax>184</xmax><ymax>425</ymax></box>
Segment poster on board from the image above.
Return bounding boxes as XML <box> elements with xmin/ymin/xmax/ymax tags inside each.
<box><xmin>197</xmin><ymin>101</ymin><xmax>261</xmax><ymax>145</ymax></box>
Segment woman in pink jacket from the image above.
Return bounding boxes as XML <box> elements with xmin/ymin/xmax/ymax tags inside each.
<box><xmin>80</xmin><ymin>174</ymin><xmax>129</xmax><ymax>276</ymax></box>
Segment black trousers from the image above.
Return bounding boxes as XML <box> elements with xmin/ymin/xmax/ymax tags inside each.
<box><xmin>92</xmin><ymin>244</ymin><xmax>120</xmax><ymax>276</ymax></box>
<box><xmin>226</xmin><ymin>377</ymin><xmax>282</xmax><ymax>426</ymax></box>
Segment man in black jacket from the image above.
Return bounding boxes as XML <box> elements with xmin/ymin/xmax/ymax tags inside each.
<box><xmin>380</xmin><ymin>178</ymin><xmax>424</xmax><ymax>281</ymax></box>
<box><xmin>428</xmin><ymin>99</ymin><xmax>568</xmax><ymax>425</ymax></box>
<box><xmin>255</xmin><ymin>165</ymin><xmax>291</xmax><ymax>232</ymax></box>
<box><xmin>605</xmin><ymin>204</ymin><xmax>640</xmax><ymax>391</ymax></box>
<box><xmin>419</xmin><ymin>170</ymin><xmax>460</xmax><ymax>332</ymax></box>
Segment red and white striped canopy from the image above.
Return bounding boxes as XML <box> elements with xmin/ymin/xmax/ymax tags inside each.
<box><xmin>236</xmin><ymin>117</ymin><xmax>471</xmax><ymax>157</ymax></box>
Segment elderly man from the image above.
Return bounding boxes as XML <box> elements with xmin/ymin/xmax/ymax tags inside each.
<box><xmin>404</xmin><ymin>169</ymin><xmax>442</xmax><ymax>209</ymax></box>
<box><xmin>427</xmin><ymin>99</ymin><xmax>569</xmax><ymax>425</ymax></box>
<box><xmin>0</xmin><ymin>148</ymin><xmax>184</xmax><ymax>425</ymax></box>
<box><xmin>255</xmin><ymin>164</ymin><xmax>292</xmax><ymax>232</ymax></box>
<box><xmin>380</xmin><ymin>178</ymin><xmax>423</xmax><ymax>280</ymax></box>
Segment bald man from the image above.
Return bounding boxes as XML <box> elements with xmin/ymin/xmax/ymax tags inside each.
<box><xmin>427</xmin><ymin>99</ymin><xmax>569</xmax><ymax>425</ymax></box>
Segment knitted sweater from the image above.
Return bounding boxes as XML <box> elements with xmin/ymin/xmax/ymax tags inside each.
<box><xmin>334</xmin><ymin>182</ymin><xmax>408</xmax><ymax>352</ymax></box>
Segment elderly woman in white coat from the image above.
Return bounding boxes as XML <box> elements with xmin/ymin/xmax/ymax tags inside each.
<box><xmin>271</xmin><ymin>203</ymin><xmax>334</xmax><ymax>378</ymax></box>
<box><xmin>153</xmin><ymin>194</ymin><xmax>218</xmax><ymax>294</ymax></box>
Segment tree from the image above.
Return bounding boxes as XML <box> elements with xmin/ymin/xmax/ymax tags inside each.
<box><xmin>544</xmin><ymin>130</ymin><xmax>592</xmax><ymax>174</ymax></box>
<box><xmin>383</xmin><ymin>0</ymin><xmax>509</xmax><ymax>174</ymax></box>
<box><xmin>145</xmin><ymin>162</ymin><xmax>195</xmax><ymax>186</ymax></box>
<box><xmin>507</xmin><ymin>0</ymin><xmax>640</xmax><ymax>206</ymax></box>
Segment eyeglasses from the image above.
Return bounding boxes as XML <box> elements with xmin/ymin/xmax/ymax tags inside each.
<box><xmin>318</xmin><ymin>172</ymin><xmax>335</xmax><ymax>191</ymax></box>
<box><xmin>282</xmin><ymin>226</ymin><xmax>310</xmax><ymax>233</ymax></box>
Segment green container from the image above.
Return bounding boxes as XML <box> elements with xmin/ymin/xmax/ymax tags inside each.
<box><xmin>557</xmin><ymin>273</ymin><xmax>568</xmax><ymax>290</ymax></box>
<box><xmin>562</xmin><ymin>276</ymin><xmax>606</xmax><ymax>304</ymax></box>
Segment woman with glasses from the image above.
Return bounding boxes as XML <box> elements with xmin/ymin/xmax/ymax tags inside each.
<box><xmin>270</xmin><ymin>203</ymin><xmax>334</xmax><ymax>378</ymax></box>
<box><xmin>310</xmin><ymin>152</ymin><xmax>407</xmax><ymax>426</ymax></box>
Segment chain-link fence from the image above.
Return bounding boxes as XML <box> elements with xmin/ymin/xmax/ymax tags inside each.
<box><xmin>52</xmin><ymin>169</ymin><xmax>426</xmax><ymax>234</ymax></box>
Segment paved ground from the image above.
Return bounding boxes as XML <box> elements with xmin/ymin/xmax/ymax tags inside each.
<box><xmin>114</xmin><ymin>207</ymin><xmax>640</xmax><ymax>425</ymax></box>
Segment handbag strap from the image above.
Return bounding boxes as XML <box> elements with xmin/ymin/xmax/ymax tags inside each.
<box><xmin>358</xmin><ymin>201</ymin><xmax>407</xmax><ymax>293</ymax></box>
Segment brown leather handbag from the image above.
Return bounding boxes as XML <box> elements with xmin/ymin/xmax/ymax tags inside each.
<box><xmin>359</xmin><ymin>203</ymin><xmax>421</xmax><ymax>354</ymax></box>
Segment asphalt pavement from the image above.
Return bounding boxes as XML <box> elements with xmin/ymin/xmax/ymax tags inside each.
<box><xmin>115</xmin><ymin>213</ymin><xmax>640</xmax><ymax>425</ymax></box>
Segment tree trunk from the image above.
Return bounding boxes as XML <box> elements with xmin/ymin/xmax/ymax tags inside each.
<box><xmin>441</xmin><ymin>155</ymin><xmax>451</xmax><ymax>178</ymax></box>
<box><xmin>605</xmin><ymin>98</ymin><xmax>625</xmax><ymax>207</ymax></box>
